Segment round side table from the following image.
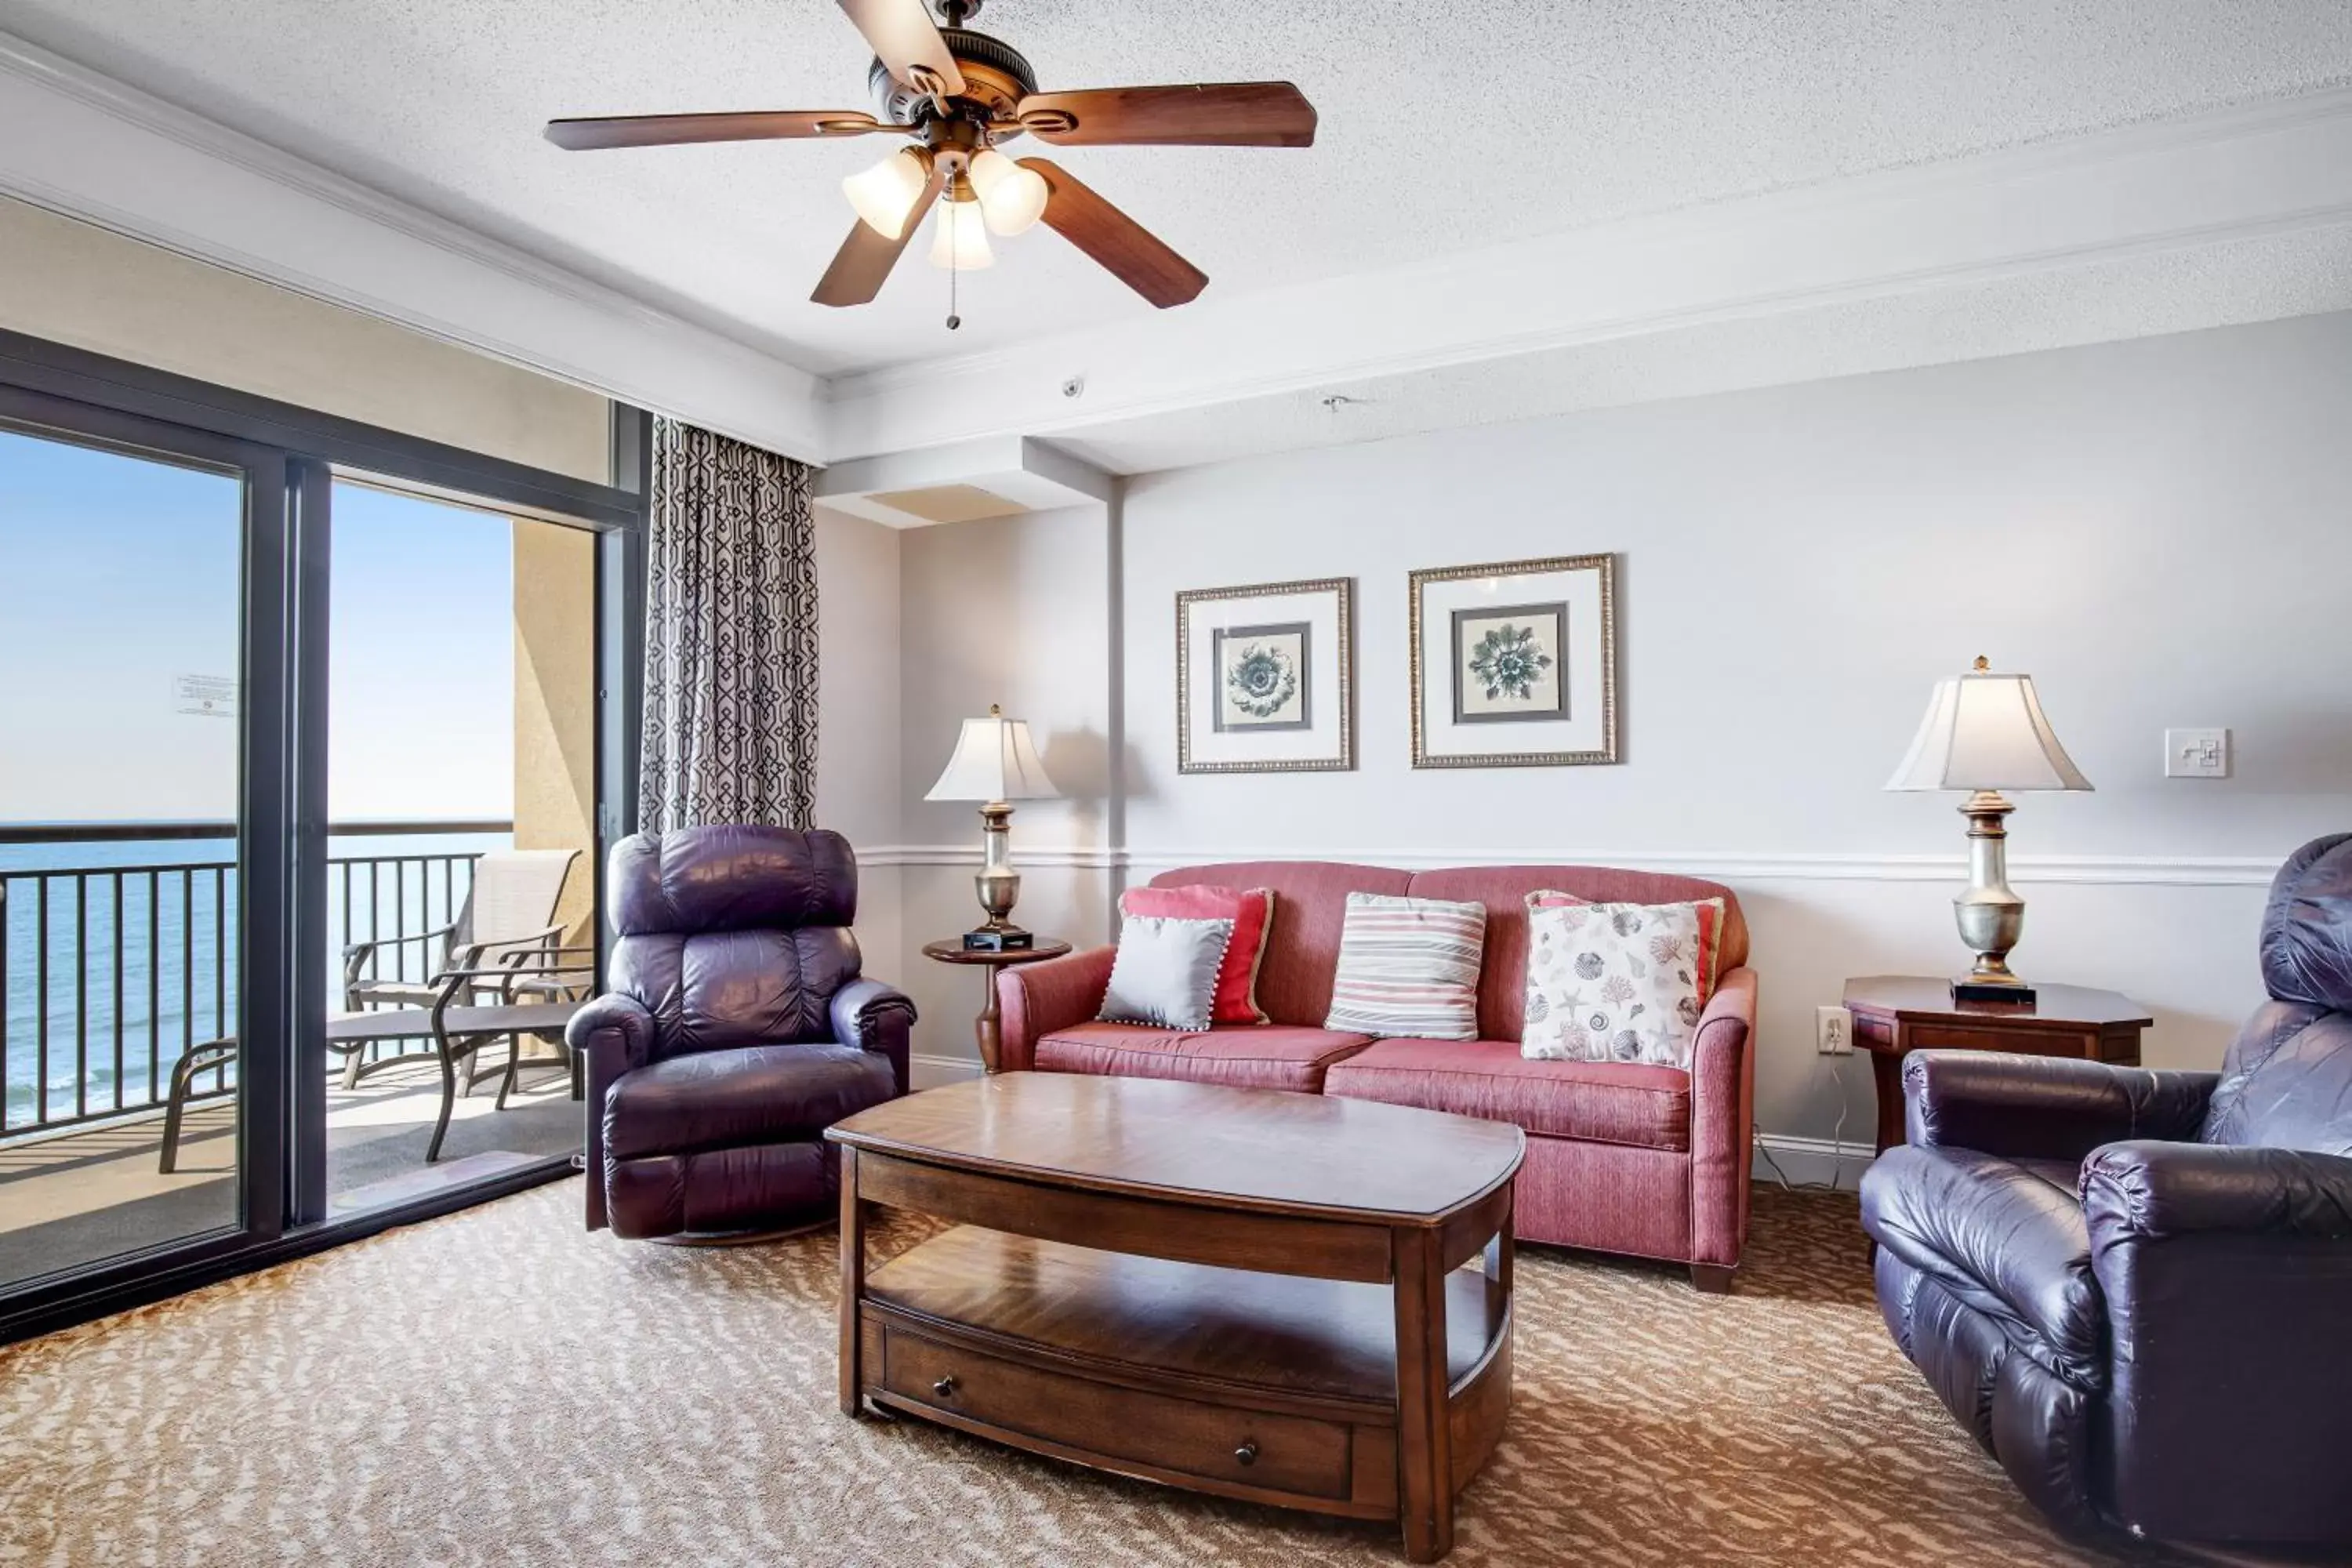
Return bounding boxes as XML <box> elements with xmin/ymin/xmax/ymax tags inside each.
<box><xmin>922</xmin><ymin>938</ymin><xmax>1073</xmax><ymax>1075</ymax></box>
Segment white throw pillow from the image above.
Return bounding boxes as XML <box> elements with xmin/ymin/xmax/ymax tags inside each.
<box><xmin>1323</xmin><ymin>892</ymin><xmax>1488</xmax><ymax>1040</ymax></box>
<box><xmin>1522</xmin><ymin>900</ymin><xmax>1709</xmax><ymax>1067</ymax></box>
<box><xmin>1098</xmin><ymin>915</ymin><xmax>1236</xmax><ymax>1031</ymax></box>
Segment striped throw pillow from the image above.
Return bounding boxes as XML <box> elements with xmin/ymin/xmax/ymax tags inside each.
<box><xmin>1323</xmin><ymin>892</ymin><xmax>1488</xmax><ymax>1040</ymax></box>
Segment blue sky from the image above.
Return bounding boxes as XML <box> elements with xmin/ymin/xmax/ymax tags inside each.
<box><xmin>0</xmin><ymin>426</ymin><xmax>515</xmax><ymax>824</ymax></box>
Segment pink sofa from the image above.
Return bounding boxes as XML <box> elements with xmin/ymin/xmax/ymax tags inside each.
<box><xmin>996</xmin><ymin>861</ymin><xmax>1759</xmax><ymax>1290</ymax></box>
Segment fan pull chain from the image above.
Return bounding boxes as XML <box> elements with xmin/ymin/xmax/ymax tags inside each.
<box><xmin>946</xmin><ymin>197</ymin><xmax>963</xmax><ymax>331</ymax></box>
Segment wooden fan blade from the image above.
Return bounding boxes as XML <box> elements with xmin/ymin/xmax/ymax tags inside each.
<box><xmin>1016</xmin><ymin>82</ymin><xmax>1316</xmax><ymax>147</ymax></box>
<box><xmin>836</xmin><ymin>0</ymin><xmax>965</xmax><ymax>97</ymax></box>
<box><xmin>545</xmin><ymin>111</ymin><xmax>887</xmax><ymax>150</ymax></box>
<box><xmin>1022</xmin><ymin>158</ymin><xmax>1207</xmax><ymax>309</ymax></box>
<box><xmin>811</xmin><ymin>162</ymin><xmax>947</xmax><ymax>307</ymax></box>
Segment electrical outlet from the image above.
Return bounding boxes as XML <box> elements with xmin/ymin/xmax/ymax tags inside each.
<box><xmin>1817</xmin><ymin>1004</ymin><xmax>1853</xmax><ymax>1054</ymax></box>
<box><xmin>2164</xmin><ymin>728</ymin><xmax>2230</xmax><ymax>779</ymax></box>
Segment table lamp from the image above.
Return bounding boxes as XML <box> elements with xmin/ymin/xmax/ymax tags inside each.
<box><xmin>925</xmin><ymin>704</ymin><xmax>1059</xmax><ymax>951</ymax></box>
<box><xmin>1886</xmin><ymin>657</ymin><xmax>2092</xmax><ymax>1004</ymax></box>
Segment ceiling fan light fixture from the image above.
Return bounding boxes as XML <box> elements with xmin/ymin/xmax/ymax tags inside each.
<box><xmin>968</xmin><ymin>148</ymin><xmax>1049</xmax><ymax>236</ymax></box>
<box><xmin>842</xmin><ymin>147</ymin><xmax>933</xmax><ymax>237</ymax></box>
<box><xmin>928</xmin><ymin>197</ymin><xmax>996</xmax><ymax>270</ymax></box>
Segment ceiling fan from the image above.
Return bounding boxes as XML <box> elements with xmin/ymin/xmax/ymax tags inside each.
<box><xmin>545</xmin><ymin>0</ymin><xmax>1317</xmax><ymax>321</ymax></box>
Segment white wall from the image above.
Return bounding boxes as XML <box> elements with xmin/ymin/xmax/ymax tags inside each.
<box><xmin>1114</xmin><ymin>312</ymin><xmax>2352</xmax><ymax>1160</ymax></box>
<box><xmin>813</xmin><ymin>504</ymin><xmax>906</xmax><ymax>1003</ymax></box>
<box><xmin>894</xmin><ymin>506</ymin><xmax>1120</xmax><ymax>1070</ymax></box>
<box><xmin>839</xmin><ymin>312</ymin><xmax>2352</xmax><ymax>1153</ymax></box>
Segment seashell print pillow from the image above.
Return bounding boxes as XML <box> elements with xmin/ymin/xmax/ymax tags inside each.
<box><xmin>1520</xmin><ymin>899</ymin><xmax>1712</xmax><ymax>1067</ymax></box>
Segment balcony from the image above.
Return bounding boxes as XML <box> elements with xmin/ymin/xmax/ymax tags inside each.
<box><xmin>0</xmin><ymin>819</ymin><xmax>586</xmax><ymax>1281</ymax></box>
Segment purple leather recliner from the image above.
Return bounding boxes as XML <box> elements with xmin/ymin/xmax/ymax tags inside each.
<box><xmin>564</xmin><ymin>826</ymin><xmax>914</xmax><ymax>1241</ymax></box>
<box><xmin>1860</xmin><ymin>832</ymin><xmax>2352</xmax><ymax>1550</ymax></box>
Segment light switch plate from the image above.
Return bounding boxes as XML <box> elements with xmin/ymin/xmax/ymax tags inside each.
<box><xmin>2165</xmin><ymin>728</ymin><xmax>2230</xmax><ymax>779</ymax></box>
<box><xmin>1816</xmin><ymin>1004</ymin><xmax>1853</xmax><ymax>1054</ymax></box>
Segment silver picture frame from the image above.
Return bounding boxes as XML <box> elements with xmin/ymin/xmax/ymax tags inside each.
<box><xmin>1178</xmin><ymin>578</ymin><xmax>1354</xmax><ymax>773</ymax></box>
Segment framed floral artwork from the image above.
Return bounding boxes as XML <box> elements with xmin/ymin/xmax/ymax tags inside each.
<box><xmin>1178</xmin><ymin>578</ymin><xmax>1353</xmax><ymax>772</ymax></box>
<box><xmin>1410</xmin><ymin>554</ymin><xmax>1617</xmax><ymax>767</ymax></box>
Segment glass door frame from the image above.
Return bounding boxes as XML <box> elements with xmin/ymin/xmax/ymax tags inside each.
<box><xmin>0</xmin><ymin>383</ymin><xmax>295</xmax><ymax>1277</ymax></box>
<box><xmin>0</xmin><ymin>329</ymin><xmax>647</xmax><ymax>1341</ymax></box>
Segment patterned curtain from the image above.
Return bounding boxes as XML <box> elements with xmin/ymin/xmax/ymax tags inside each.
<box><xmin>638</xmin><ymin>419</ymin><xmax>818</xmax><ymax>832</ymax></box>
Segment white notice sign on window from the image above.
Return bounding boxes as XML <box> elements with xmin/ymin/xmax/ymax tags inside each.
<box><xmin>174</xmin><ymin>674</ymin><xmax>238</xmax><ymax>719</ymax></box>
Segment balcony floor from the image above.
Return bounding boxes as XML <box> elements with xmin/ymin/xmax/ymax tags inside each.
<box><xmin>0</xmin><ymin>1044</ymin><xmax>581</xmax><ymax>1287</ymax></box>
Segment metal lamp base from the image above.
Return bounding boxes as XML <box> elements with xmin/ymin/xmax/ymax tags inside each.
<box><xmin>966</xmin><ymin>800</ymin><xmax>1029</xmax><ymax>949</ymax></box>
<box><xmin>1951</xmin><ymin>789</ymin><xmax>2034</xmax><ymax>1005</ymax></box>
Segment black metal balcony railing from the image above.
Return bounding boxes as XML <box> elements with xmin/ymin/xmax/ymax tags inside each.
<box><xmin>0</xmin><ymin>820</ymin><xmax>514</xmax><ymax>1138</ymax></box>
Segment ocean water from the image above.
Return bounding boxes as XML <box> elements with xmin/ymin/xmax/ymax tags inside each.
<box><xmin>0</xmin><ymin>831</ymin><xmax>508</xmax><ymax>1131</ymax></box>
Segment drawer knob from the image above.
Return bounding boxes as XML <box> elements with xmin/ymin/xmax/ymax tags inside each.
<box><xmin>1234</xmin><ymin>1441</ymin><xmax>1258</xmax><ymax>1467</ymax></box>
<box><xmin>932</xmin><ymin>1375</ymin><xmax>957</xmax><ymax>1398</ymax></box>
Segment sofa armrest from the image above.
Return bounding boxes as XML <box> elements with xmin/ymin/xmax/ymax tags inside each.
<box><xmin>2084</xmin><ymin>1141</ymin><xmax>2352</xmax><ymax>1243</ymax></box>
<box><xmin>1689</xmin><ymin>966</ymin><xmax>1759</xmax><ymax>1272</ymax></box>
<box><xmin>996</xmin><ymin>944</ymin><xmax>1116</xmax><ymax>1073</ymax></box>
<box><xmin>563</xmin><ymin>993</ymin><xmax>658</xmax><ymax>1232</ymax></box>
<box><xmin>832</xmin><ymin>977</ymin><xmax>916</xmax><ymax>1095</ymax></box>
<box><xmin>1903</xmin><ymin>1051</ymin><xmax>2218</xmax><ymax>1163</ymax></box>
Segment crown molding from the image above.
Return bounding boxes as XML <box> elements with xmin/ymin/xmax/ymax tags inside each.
<box><xmin>824</xmin><ymin>85</ymin><xmax>2352</xmax><ymax>462</ymax></box>
<box><xmin>0</xmin><ymin>30</ymin><xmax>826</xmax><ymax>462</ymax></box>
<box><xmin>857</xmin><ymin>844</ymin><xmax>2279</xmax><ymax>887</ymax></box>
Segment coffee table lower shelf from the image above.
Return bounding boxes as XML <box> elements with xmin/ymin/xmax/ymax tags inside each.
<box><xmin>852</xmin><ymin>1226</ymin><xmax>1512</xmax><ymax>1532</ymax></box>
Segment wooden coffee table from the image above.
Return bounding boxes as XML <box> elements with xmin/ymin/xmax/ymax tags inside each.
<box><xmin>827</xmin><ymin>1073</ymin><xmax>1524</xmax><ymax>1563</ymax></box>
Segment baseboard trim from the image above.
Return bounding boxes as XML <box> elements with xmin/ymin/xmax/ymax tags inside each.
<box><xmin>909</xmin><ymin>1052</ymin><xmax>986</xmax><ymax>1091</ymax></box>
<box><xmin>858</xmin><ymin>844</ymin><xmax>2279</xmax><ymax>887</ymax></box>
<box><xmin>1753</xmin><ymin>1134</ymin><xmax>1878</xmax><ymax>1192</ymax></box>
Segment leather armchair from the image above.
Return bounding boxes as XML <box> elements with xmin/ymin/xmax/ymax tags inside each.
<box><xmin>567</xmin><ymin>826</ymin><xmax>915</xmax><ymax>1241</ymax></box>
<box><xmin>1860</xmin><ymin>832</ymin><xmax>2352</xmax><ymax>1551</ymax></box>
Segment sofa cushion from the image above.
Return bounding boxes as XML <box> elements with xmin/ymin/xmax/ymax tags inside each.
<box><xmin>1522</xmin><ymin>898</ymin><xmax>1712</xmax><ymax>1067</ymax></box>
<box><xmin>1120</xmin><ymin>884</ymin><xmax>1275</xmax><ymax>1024</ymax></box>
<box><xmin>1149</xmin><ymin>862</ymin><xmax>1413</xmax><ymax>1026</ymax></box>
<box><xmin>1324</xmin><ymin>892</ymin><xmax>1488</xmax><ymax>1040</ymax></box>
<box><xmin>1098</xmin><ymin>914</ymin><xmax>1234</xmax><ymax>1030</ymax></box>
<box><xmin>1860</xmin><ymin>1142</ymin><xmax>2107</xmax><ymax>1390</ymax></box>
<box><xmin>1034</xmin><ymin>1022</ymin><xmax>1374</xmax><ymax>1093</ymax></box>
<box><xmin>1403</xmin><ymin>866</ymin><xmax>1748</xmax><ymax>1040</ymax></box>
<box><xmin>603</xmin><ymin>1043</ymin><xmax>896</xmax><ymax>1161</ymax></box>
<box><xmin>1323</xmin><ymin>1037</ymin><xmax>1691</xmax><ymax>1151</ymax></box>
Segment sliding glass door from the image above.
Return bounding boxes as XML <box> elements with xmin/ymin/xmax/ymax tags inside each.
<box><xmin>0</xmin><ymin>334</ymin><xmax>639</xmax><ymax>1339</ymax></box>
<box><xmin>0</xmin><ymin>408</ymin><xmax>289</xmax><ymax>1293</ymax></box>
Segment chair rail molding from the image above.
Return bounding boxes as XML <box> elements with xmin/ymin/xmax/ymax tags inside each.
<box><xmin>0</xmin><ymin>29</ymin><xmax>826</xmax><ymax>463</ymax></box>
<box><xmin>857</xmin><ymin>844</ymin><xmax>2281</xmax><ymax>888</ymax></box>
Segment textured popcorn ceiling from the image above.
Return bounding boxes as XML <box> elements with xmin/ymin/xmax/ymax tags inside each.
<box><xmin>7</xmin><ymin>1</ymin><xmax>2349</xmax><ymax>376</ymax></box>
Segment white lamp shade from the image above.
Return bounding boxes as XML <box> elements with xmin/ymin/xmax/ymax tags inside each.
<box><xmin>927</xmin><ymin>200</ymin><xmax>995</xmax><ymax>270</ymax></box>
<box><xmin>1886</xmin><ymin>667</ymin><xmax>2093</xmax><ymax>793</ymax></box>
<box><xmin>843</xmin><ymin>148</ymin><xmax>931</xmax><ymax>237</ymax></box>
<box><xmin>968</xmin><ymin>149</ymin><xmax>1048</xmax><ymax>236</ymax></box>
<box><xmin>926</xmin><ymin>710</ymin><xmax>1058</xmax><ymax>803</ymax></box>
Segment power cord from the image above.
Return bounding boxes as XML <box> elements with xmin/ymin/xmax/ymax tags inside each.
<box><xmin>1755</xmin><ymin>1048</ymin><xmax>1856</xmax><ymax>1194</ymax></box>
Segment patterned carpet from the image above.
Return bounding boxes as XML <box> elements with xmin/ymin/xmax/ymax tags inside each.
<box><xmin>0</xmin><ymin>1180</ymin><xmax>2121</xmax><ymax>1567</ymax></box>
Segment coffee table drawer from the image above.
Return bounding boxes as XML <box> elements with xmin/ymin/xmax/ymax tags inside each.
<box><xmin>878</xmin><ymin>1323</ymin><xmax>1354</xmax><ymax>1501</ymax></box>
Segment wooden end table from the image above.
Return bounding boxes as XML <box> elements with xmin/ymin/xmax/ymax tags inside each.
<box><xmin>921</xmin><ymin>937</ymin><xmax>1071</xmax><ymax>1074</ymax></box>
<box><xmin>829</xmin><ymin>1073</ymin><xmax>1524</xmax><ymax>1563</ymax></box>
<box><xmin>1844</xmin><ymin>975</ymin><xmax>2154</xmax><ymax>1153</ymax></box>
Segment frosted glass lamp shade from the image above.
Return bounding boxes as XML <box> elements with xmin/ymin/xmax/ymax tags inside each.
<box><xmin>1886</xmin><ymin>664</ymin><xmax>2092</xmax><ymax>793</ymax></box>
<box><xmin>843</xmin><ymin>148</ymin><xmax>931</xmax><ymax>237</ymax></box>
<box><xmin>968</xmin><ymin>149</ymin><xmax>1048</xmax><ymax>236</ymax></box>
<box><xmin>927</xmin><ymin>199</ymin><xmax>995</xmax><ymax>270</ymax></box>
<box><xmin>925</xmin><ymin>708</ymin><xmax>1058</xmax><ymax>804</ymax></box>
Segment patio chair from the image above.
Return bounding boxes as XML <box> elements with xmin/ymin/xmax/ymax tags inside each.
<box><xmin>341</xmin><ymin>848</ymin><xmax>582</xmax><ymax>1089</ymax></box>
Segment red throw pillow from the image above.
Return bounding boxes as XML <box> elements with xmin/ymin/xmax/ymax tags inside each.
<box><xmin>1118</xmin><ymin>884</ymin><xmax>1274</xmax><ymax>1025</ymax></box>
<box><xmin>1526</xmin><ymin>890</ymin><xmax>1726</xmax><ymax>1005</ymax></box>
